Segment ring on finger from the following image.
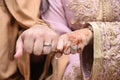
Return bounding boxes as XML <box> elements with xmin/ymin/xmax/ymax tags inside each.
<box><xmin>43</xmin><ymin>43</ymin><xmax>51</xmax><ymax>47</ymax></box>
<box><xmin>71</xmin><ymin>45</ymin><xmax>78</xmax><ymax>51</ymax></box>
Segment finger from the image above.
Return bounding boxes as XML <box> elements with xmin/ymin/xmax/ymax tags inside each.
<box><xmin>55</xmin><ymin>52</ymin><xmax>62</xmax><ymax>59</ymax></box>
<box><xmin>51</xmin><ymin>38</ymin><xmax>58</xmax><ymax>52</ymax></box>
<box><xmin>33</xmin><ymin>38</ymin><xmax>43</xmax><ymax>55</ymax></box>
<box><xmin>63</xmin><ymin>41</ymin><xmax>71</xmax><ymax>55</ymax></box>
<box><xmin>23</xmin><ymin>36</ymin><xmax>34</xmax><ymax>54</ymax></box>
<box><xmin>43</xmin><ymin>38</ymin><xmax>52</xmax><ymax>54</ymax></box>
<box><xmin>57</xmin><ymin>36</ymin><xmax>66</xmax><ymax>52</ymax></box>
<box><xmin>77</xmin><ymin>35</ymin><xmax>86</xmax><ymax>53</ymax></box>
<box><xmin>14</xmin><ymin>36</ymin><xmax>23</xmax><ymax>58</ymax></box>
<box><xmin>80</xmin><ymin>35</ymin><xmax>87</xmax><ymax>45</ymax></box>
<box><xmin>64</xmin><ymin>47</ymin><xmax>70</xmax><ymax>55</ymax></box>
<box><xmin>77</xmin><ymin>43</ymin><xmax>84</xmax><ymax>53</ymax></box>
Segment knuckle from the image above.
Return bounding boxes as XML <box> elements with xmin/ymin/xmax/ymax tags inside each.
<box><xmin>50</xmin><ymin>31</ymin><xmax>58</xmax><ymax>36</ymax></box>
<box><xmin>25</xmin><ymin>31</ymin><xmax>34</xmax><ymax>38</ymax></box>
<box><xmin>34</xmin><ymin>32</ymin><xmax>45</xmax><ymax>39</ymax></box>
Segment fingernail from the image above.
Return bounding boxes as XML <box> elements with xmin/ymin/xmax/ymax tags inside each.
<box><xmin>55</xmin><ymin>53</ymin><xmax>62</xmax><ymax>59</ymax></box>
<box><xmin>55</xmin><ymin>56</ymin><xmax>58</xmax><ymax>59</ymax></box>
<box><xmin>14</xmin><ymin>54</ymin><xmax>19</xmax><ymax>59</ymax></box>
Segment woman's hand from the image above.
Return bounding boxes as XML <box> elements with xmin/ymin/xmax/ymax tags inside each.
<box><xmin>14</xmin><ymin>24</ymin><xmax>59</xmax><ymax>58</ymax></box>
<box><xmin>56</xmin><ymin>28</ymin><xmax>93</xmax><ymax>57</ymax></box>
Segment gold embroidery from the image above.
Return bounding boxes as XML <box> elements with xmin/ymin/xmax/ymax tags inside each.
<box><xmin>90</xmin><ymin>22</ymin><xmax>120</xmax><ymax>79</ymax></box>
<box><xmin>98</xmin><ymin>22</ymin><xmax>120</xmax><ymax>79</ymax></box>
<box><xmin>67</xmin><ymin>0</ymin><xmax>98</xmax><ymax>26</ymax></box>
<box><xmin>111</xmin><ymin>0</ymin><xmax>120</xmax><ymax>21</ymax></box>
<box><xmin>67</xmin><ymin>0</ymin><xmax>120</xmax><ymax>26</ymax></box>
<box><xmin>101</xmin><ymin>0</ymin><xmax>120</xmax><ymax>21</ymax></box>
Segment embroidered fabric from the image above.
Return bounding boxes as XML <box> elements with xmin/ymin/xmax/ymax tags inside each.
<box><xmin>63</xmin><ymin>0</ymin><xmax>120</xmax><ymax>80</ymax></box>
<box><xmin>66</xmin><ymin>0</ymin><xmax>120</xmax><ymax>27</ymax></box>
<box><xmin>98</xmin><ymin>22</ymin><xmax>120</xmax><ymax>79</ymax></box>
<box><xmin>87</xmin><ymin>22</ymin><xmax>120</xmax><ymax>80</ymax></box>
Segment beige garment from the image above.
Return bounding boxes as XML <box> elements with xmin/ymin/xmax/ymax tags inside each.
<box><xmin>80</xmin><ymin>22</ymin><xmax>120</xmax><ymax>80</ymax></box>
<box><xmin>0</xmin><ymin>0</ymin><xmax>68</xmax><ymax>80</ymax></box>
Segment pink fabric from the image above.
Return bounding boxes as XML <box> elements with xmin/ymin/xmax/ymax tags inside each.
<box><xmin>42</xmin><ymin>0</ymin><xmax>71</xmax><ymax>35</ymax></box>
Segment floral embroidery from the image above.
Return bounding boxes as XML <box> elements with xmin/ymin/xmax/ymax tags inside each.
<box><xmin>67</xmin><ymin>0</ymin><xmax>98</xmax><ymax>26</ymax></box>
<box><xmin>98</xmin><ymin>22</ymin><xmax>120</xmax><ymax>79</ymax></box>
<box><xmin>110</xmin><ymin>0</ymin><xmax>120</xmax><ymax>21</ymax></box>
<box><xmin>66</xmin><ymin>0</ymin><xmax>120</xmax><ymax>25</ymax></box>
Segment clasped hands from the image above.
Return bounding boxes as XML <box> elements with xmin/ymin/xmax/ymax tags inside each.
<box><xmin>14</xmin><ymin>24</ymin><xmax>93</xmax><ymax>58</ymax></box>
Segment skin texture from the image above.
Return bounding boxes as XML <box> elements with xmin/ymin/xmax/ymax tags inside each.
<box><xmin>14</xmin><ymin>24</ymin><xmax>59</xmax><ymax>58</ymax></box>
<box><xmin>56</xmin><ymin>28</ymin><xmax>93</xmax><ymax>57</ymax></box>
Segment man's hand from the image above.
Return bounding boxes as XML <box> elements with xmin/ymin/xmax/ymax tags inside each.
<box><xmin>14</xmin><ymin>24</ymin><xmax>59</xmax><ymax>58</ymax></box>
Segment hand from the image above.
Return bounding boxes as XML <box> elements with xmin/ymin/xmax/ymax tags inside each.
<box><xmin>14</xmin><ymin>24</ymin><xmax>59</xmax><ymax>58</ymax></box>
<box><xmin>56</xmin><ymin>28</ymin><xmax>93</xmax><ymax>57</ymax></box>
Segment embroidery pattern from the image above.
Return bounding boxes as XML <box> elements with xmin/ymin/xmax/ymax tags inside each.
<box><xmin>67</xmin><ymin>0</ymin><xmax>98</xmax><ymax>26</ymax></box>
<box><xmin>67</xmin><ymin>0</ymin><xmax>120</xmax><ymax>25</ymax></box>
<box><xmin>98</xmin><ymin>22</ymin><xmax>120</xmax><ymax>79</ymax></box>
<box><xmin>111</xmin><ymin>0</ymin><xmax>120</xmax><ymax>21</ymax></box>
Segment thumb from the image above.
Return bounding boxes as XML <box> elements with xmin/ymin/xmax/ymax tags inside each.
<box><xmin>14</xmin><ymin>36</ymin><xmax>23</xmax><ymax>58</ymax></box>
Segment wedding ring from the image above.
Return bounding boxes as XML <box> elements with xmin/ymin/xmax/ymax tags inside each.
<box><xmin>43</xmin><ymin>43</ymin><xmax>51</xmax><ymax>47</ymax></box>
<box><xmin>71</xmin><ymin>45</ymin><xmax>78</xmax><ymax>50</ymax></box>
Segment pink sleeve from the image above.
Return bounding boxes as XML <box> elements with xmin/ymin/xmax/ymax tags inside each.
<box><xmin>41</xmin><ymin>0</ymin><xmax>71</xmax><ymax>34</ymax></box>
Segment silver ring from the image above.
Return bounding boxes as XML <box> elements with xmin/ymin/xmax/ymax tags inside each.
<box><xmin>43</xmin><ymin>43</ymin><xmax>51</xmax><ymax>47</ymax></box>
<box><xmin>71</xmin><ymin>45</ymin><xmax>78</xmax><ymax>50</ymax></box>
